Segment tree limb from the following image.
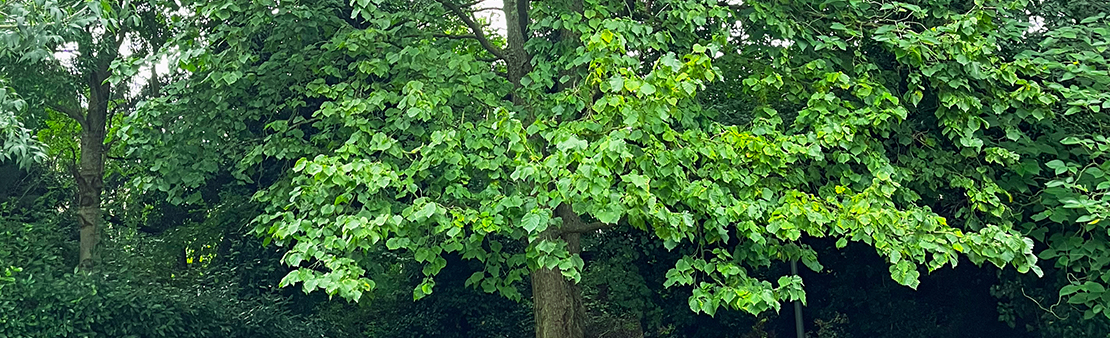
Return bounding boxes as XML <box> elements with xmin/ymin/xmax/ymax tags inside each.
<box><xmin>433</xmin><ymin>33</ymin><xmax>478</xmax><ymax>39</ymax></box>
<box><xmin>555</xmin><ymin>203</ymin><xmax>622</xmax><ymax>234</ymax></box>
<box><xmin>48</xmin><ymin>103</ymin><xmax>86</xmax><ymax>126</ymax></box>
<box><xmin>436</xmin><ymin>0</ymin><xmax>506</xmax><ymax>60</ymax></box>
<box><xmin>561</xmin><ymin>221</ymin><xmax>618</xmax><ymax>234</ymax></box>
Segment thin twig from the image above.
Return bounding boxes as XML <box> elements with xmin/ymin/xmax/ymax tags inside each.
<box><xmin>1021</xmin><ymin>287</ymin><xmax>1069</xmax><ymax>320</ymax></box>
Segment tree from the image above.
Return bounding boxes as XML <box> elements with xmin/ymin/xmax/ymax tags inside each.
<box><xmin>130</xmin><ymin>0</ymin><xmax>1057</xmax><ymax>337</ymax></box>
<box><xmin>0</xmin><ymin>0</ymin><xmax>171</xmax><ymax>269</ymax></box>
<box><xmin>0</xmin><ymin>80</ymin><xmax>44</xmax><ymax>170</ymax></box>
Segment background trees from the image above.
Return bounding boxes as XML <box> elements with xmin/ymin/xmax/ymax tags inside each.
<box><xmin>1</xmin><ymin>0</ymin><xmax>1108</xmax><ymax>337</ymax></box>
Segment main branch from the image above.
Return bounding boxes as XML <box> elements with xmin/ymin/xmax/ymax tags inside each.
<box><xmin>561</xmin><ymin>221</ymin><xmax>618</xmax><ymax>234</ymax></box>
<box><xmin>436</xmin><ymin>0</ymin><xmax>506</xmax><ymax>60</ymax></box>
<box><xmin>48</xmin><ymin>103</ymin><xmax>86</xmax><ymax>126</ymax></box>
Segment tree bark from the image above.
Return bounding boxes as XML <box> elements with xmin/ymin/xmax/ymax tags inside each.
<box><xmin>503</xmin><ymin>0</ymin><xmax>532</xmax><ymax>104</ymax></box>
<box><xmin>76</xmin><ymin>66</ymin><xmax>111</xmax><ymax>271</ymax></box>
<box><xmin>533</xmin><ymin>204</ymin><xmax>589</xmax><ymax>338</ymax></box>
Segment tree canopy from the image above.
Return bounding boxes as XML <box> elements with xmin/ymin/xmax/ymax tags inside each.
<box><xmin>2</xmin><ymin>0</ymin><xmax>1110</xmax><ymax>336</ymax></box>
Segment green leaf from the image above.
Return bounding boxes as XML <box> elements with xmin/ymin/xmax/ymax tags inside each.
<box><xmin>624</xmin><ymin>174</ymin><xmax>649</xmax><ymax>189</ymax></box>
<box><xmin>1046</xmin><ymin>160</ymin><xmax>1068</xmax><ymax>175</ymax></box>
<box><xmin>680</xmin><ymin>82</ymin><xmax>697</xmax><ymax>96</ymax></box>
<box><xmin>222</xmin><ymin>71</ymin><xmax>242</xmax><ymax>85</ymax></box>
<box><xmin>608</xmin><ymin>76</ymin><xmax>624</xmax><ymax>93</ymax></box>
<box><xmin>522</xmin><ymin>211</ymin><xmax>549</xmax><ymax>233</ymax></box>
<box><xmin>557</xmin><ymin>136</ymin><xmax>589</xmax><ymax>152</ymax></box>
<box><xmin>386</xmin><ymin>237</ymin><xmax>410</xmax><ymax>250</ymax></box>
<box><xmin>1060</xmin><ymin>284</ymin><xmax>1082</xmax><ymax>296</ymax></box>
<box><xmin>414</xmin><ymin>202</ymin><xmax>437</xmax><ymax>220</ymax></box>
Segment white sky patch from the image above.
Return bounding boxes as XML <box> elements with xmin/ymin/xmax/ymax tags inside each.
<box><xmin>475</xmin><ymin>0</ymin><xmax>507</xmax><ymax>36</ymax></box>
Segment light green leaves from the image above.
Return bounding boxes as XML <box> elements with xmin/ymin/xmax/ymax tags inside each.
<box><xmin>522</xmin><ymin>210</ymin><xmax>550</xmax><ymax>233</ymax></box>
<box><xmin>0</xmin><ymin>266</ymin><xmax>19</xmax><ymax>291</ymax></box>
<box><xmin>0</xmin><ymin>111</ymin><xmax>45</xmax><ymax>170</ymax></box>
<box><xmin>222</xmin><ymin>71</ymin><xmax>242</xmax><ymax>85</ymax></box>
<box><xmin>176</xmin><ymin>0</ymin><xmax>1072</xmax><ymax>321</ymax></box>
<box><xmin>557</xmin><ymin>135</ymin><xmax>589</xmax><ymax>152</ymax></box>
<box><xmin>623</xmin><ymin>174</ymin><xmax>649</xmax><ymax>190</ymax></box>
<box><xmin>1046</xmin><ymin>160</ymin><xmax>1070</xmax><ymax>175</ymax></box>
<box><xmin>413</xmin><ymin>201</ymin><xmax>438</xmax><ymax>221</ymax></box>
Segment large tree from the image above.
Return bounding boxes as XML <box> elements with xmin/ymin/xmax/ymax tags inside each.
<box><xmin>126</xmin><ymin>0</ymin><xmax>1089</xmax><ymax>337</ymax></box>
<box><xmin>0</xmin><ymin>0</ymin><xmax>171</xmax><ymax>269</ymax></box>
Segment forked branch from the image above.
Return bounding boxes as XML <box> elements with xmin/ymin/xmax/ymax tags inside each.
<box><xmin>436</xmin><ymin>0</ymin><xmax>506</xmax><ymax>60</ymax></box>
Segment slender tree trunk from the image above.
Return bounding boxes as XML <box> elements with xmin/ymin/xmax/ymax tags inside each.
<box><xmin>76</xmin><ymin>69</ymin><xmax>110</xmax><ymax>270</ymax></box>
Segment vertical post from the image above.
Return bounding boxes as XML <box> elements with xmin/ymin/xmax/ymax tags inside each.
<box><xmin>791</xmin><ymin>260</ymin><xmax>804</xmax><ymax>338</ymax></box>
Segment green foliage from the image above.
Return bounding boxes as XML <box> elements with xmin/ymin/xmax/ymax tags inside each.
<box><xmin>992</xmin><ymin>271</ymin><xmax>1110</xmax><ymax>338</ymax></box>
<box><xmin>8</xmin><ymin>0</ymin><xmax>1110</xmax><ymax>335</ymax></box>
<box><xmin>0</xmin><ymin>266</ymin><xmax>18</xmax><ymax>292</ymax></box>
<box><xmin>1034</xmin><ymin>134</ymin><xmax>1110</xmax><ymax>319</ymax></box>
<box><xmin>130</xmin><ymin>0</ymin><xmax>1056</xmax><ymax>319</ymax></box>
<box><xmin>0</xmin><ymin>83</ymin><xmax>44</xmax><ymax>170</ymax></box>
<box><xmin>0</xmin><ymin>210</ymin><xmax>347</xmax><ymax>338</ymax></box>
<box><xmin>999</xmin><ymin>10</ymin><xmax>1110</xmax><ymax>320</ymax></box>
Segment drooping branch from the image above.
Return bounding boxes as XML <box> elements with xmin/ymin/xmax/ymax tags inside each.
<box><xmin>436</xmin><ymin>0</ymin><xmax>507</xmax><ymax>60</ymax></box>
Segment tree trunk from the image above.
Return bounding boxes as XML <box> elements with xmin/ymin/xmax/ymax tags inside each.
<box><xmin>533</xmin><ymin>232</ymin><xmax>587</xmax><ymax>338</ymax></box>
<box><xmin>76</xmin><ymin>69</ymin><xmax>110</xmax><ymax>270</ymax></box>
<box><xmin>76</xmin><ymin>121</ymin><xmax>105</xmax><ymax>270</ymax></box>
<box><xmin>497</xmin><ymin>1</ymin><xmax>591</xmax><ymax>335</ymax></box>
<box><xmin>532</xmin><ymin>205</ymin><xmax>591</xmax><ymax>338</ymax></box>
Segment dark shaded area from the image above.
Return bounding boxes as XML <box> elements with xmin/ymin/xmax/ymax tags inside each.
<box><xmin>783</xmin><ymin>237</ymin><xmax>1029</xmax><ymax>338</ymax></box>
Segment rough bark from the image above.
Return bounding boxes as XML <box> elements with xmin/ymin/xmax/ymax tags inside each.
<box><xmin>533</xmin><ymin>204</ymin><xmax>590</xmax><ymax>338</ymax></box>
<box><xmin>503</xmin><ymin>0</ymin><xmax>532</xmax><ymax>104</ymax></box>
<box><xmin>76</xmin><ymin>62</ymin><xmax>111</xmax><ymax>271</ymax></box>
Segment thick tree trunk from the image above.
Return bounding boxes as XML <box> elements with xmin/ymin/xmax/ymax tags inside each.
<box><xmin>533</xmin><ymin>232</ymin><xmax>587</xmax><ymax>338</ymax></box>
<box><xmin>76</xmin><ymin>70</ymin><xmax>110</xmax><ymax>270</ymax></box>
<box><xmin>532</xmin><ymin>205</ymin><xmax>591</xmax><ymax>338</ymax></box>
<box><xmin>496</xmin><ymin>1</ymin><xmax>592</xmax><ymax>336</ymax></box>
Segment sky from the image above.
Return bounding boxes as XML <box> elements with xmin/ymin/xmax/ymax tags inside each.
<box><xmin>475</xmin><ymin>0</ymin><xmax>508</xmax><ymax>35</ymax></box>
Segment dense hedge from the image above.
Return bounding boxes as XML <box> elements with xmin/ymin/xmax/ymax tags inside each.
<box><xmin>0</xmin><ymin>217</ymin><xmax>342</xmax><ymax>338</ymax></box>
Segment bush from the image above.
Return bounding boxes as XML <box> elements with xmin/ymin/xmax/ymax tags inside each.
<box><xmin>0</xmin><ymin>217</ymin><xmax>346</xmax><ymax>338</ymax></box>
